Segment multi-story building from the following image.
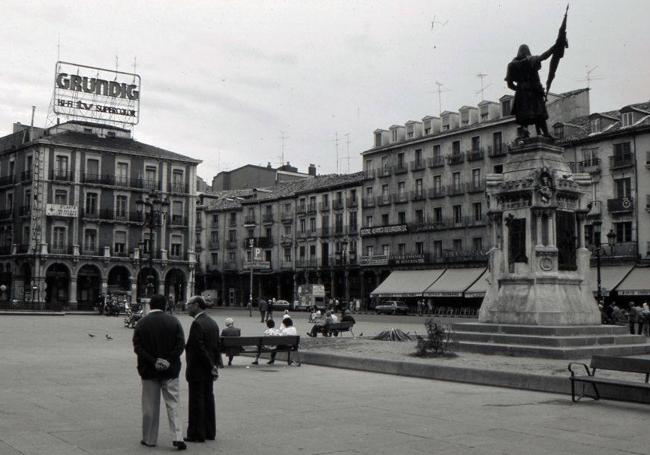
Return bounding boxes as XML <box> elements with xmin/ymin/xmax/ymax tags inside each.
<box><xmin>556</xmin><ymin>101</ymin><xmax>650</xmax><ymax>301</ymax></box>
<box><xmin>0</xmin><ymin>120</ymin><xmax>200</xmax><ymax>309</ymax></box>
<box><xmin>359</xmin><ymin>90</ymin><xmax>590</xmax><ymax>301</ymax></box>
<box><xmin>211</xmin><ymin>162</ymin><xmax>314</xmax><ymax>191</ymax></box>
<box><xmin>195</xmin><ymin>173</ymin><xmax>365</xmax><ymax>306</ymax></box>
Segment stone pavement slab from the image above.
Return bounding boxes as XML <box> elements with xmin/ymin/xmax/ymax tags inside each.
<box><xmin>1</xmin><ymin>314</ymin><xmax>650</xmax><ymax>455</ymax></box>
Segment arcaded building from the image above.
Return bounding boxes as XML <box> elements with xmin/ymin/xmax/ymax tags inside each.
<box><xmin>0</xmin><ymin>120</ymin><xmax>200</xmax><ymax>309</ymax></box>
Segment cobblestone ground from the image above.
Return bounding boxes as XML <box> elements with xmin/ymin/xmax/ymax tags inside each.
<box><xmin>1</xmin><ymin>313</ymin><xmax>649</xmax><ymax>455</ymax></box>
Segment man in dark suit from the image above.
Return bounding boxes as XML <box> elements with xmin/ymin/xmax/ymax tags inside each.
<box><xmin>184</xmin><ymin>295</ymin><xmax>220</xmax><ymax>443</ymax></box>
<box><xmin>132</xmin><ymin>294</ymin><xmax>186</xmax><ymax>451</ymax></box>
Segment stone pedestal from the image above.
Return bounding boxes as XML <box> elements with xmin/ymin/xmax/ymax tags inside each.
<box><xmin>478</xmin><ymin>137</ymin><xmax>600</xmax><ymax>326</ymax></box>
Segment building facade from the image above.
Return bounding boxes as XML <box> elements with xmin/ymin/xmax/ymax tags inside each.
<box><xmin>0</xmin><ymin>120</ymin><xmax>200</xmax><ymax>309</ymax></box>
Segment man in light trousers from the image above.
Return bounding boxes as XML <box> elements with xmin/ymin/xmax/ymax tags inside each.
<box><xmin>133</xmin><ymin>294</ymin><xmax>187</xmax><ymax>450</ymax></box>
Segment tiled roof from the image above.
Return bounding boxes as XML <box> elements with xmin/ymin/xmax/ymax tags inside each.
<box><xmin>38</xmin><ymin>131</ymin><xmax>201</xmax><ymax>163</ymax></box>
<box><xmin>558</xmin><ymin>101</ymin><xmax>650</xmax><ymax>142</ymax></box>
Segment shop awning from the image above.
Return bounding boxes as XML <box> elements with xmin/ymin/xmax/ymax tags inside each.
<box><xmin>370</xmin><ymin>269</ymin><xmax>445</xmax><ymax>298</ymax></box>
<box><xmin>423</xmin><ymin>267</ymin><xmax>486</xmax><ymax>297</ymax></box>
<box><xmin>613</xmin><ymin>266</ymin><xmax>650</xmax><ymax>297</ymax></box>
<box><xmin>463</xmin><ymin>269</ymin><xmax>490</xmax><ymax>298</ymax></box>
<box><xmin>588</xmin><ymin>265</ymin><xmax>635</xmax><ymax>296</ymax></box>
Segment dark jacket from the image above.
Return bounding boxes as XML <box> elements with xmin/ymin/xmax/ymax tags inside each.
<box><xmin>221</xmin><ymin>326</ymin><xmax>242</xmax><ymax>356</ymax></box>
<box><xmin>133</xmin><ymin>310</ymin><xmax>185</xmax><ymax>380</ymax></box>
<box><xmin>185</xmin><ymin>313</ymin><xmax>221</xmax><ymax>382</ymax></box>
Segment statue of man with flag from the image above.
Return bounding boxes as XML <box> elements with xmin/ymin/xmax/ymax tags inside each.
<box><xmin>505</xmin><ymin>6</ymin><xmax>569</xmax><ymax>141</ymax></box>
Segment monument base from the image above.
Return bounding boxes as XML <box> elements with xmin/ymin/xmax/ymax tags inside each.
<box><xmin>452</xmin><ymin>323</ymin><xmax>650</xmax><ymax>359</ymax></box>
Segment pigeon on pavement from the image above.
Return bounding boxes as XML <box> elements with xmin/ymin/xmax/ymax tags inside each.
<box><xmin>105</xmin><ymin>334</ymin><xmax>113</xmax><ymax>340</ymax></box>
<box><xmin>88</xmin><ymin>333</ymin><xmax>95</xmax><ymax>338</ymax></box>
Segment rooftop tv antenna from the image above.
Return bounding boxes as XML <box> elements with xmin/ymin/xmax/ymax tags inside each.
<box><xmin>334</xmin><ymin>132</ymin><xmax>340</xmax><ymax>173</ymax></box>
<box><xmin>434</xmin><ymin>81</ymin><xmax>451</xmax><ymax>116</ymax></box>
<box><xmin>344</xmin><ymin>133</ymin><xmax>351</xmax><ymax>173</ymax></box>
<box><xmin>279</xmin><ymin>131</ymin><xmax>289</xmax><ymax>166</ymax></box>
<box><xmin>576</xmin><ymin>65</ymin><xmax>604</xmax><ymax>88</ymax></box>
<box><xmin>475</xmin><ymin>73</ymin><xmax>493</xmax><ymax>100</ymax></box>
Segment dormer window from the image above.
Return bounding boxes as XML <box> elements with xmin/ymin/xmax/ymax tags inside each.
<box><xmin>501</xmin><ymin>99</ymin><xmax>512</xmax><ymax>117</ymax></box>
<box><xmin>106</xmin><ymin>131</ymin><xmax>116</xmax><ymax>138</ymax></box>
<box><xmin>590</xmin><ymin>118</ymin><xmax>601</xmax><ymax>133</ymax></box>
<box><xmin>622</xmin><ymin>112</ymin><xmax>633</xmax><ymax>127</ymax></box>
<box><xmin>480</xmin><ymin>109</ymin><xmax>489</xmax><ymax>121</ymax></box>
<box><xmin>391</xmin><ymin>129</ymin><xmax>398</xmax><ymax>142</ymax></box>
<box><xmin>374</xmin><ymin>132</ymin><xmax>382</xmax><ymax>147</ymax></box>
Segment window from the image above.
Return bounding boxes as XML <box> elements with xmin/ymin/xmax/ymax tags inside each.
<box><xmin>116</xmin><ymin>195</ymin><xmax>128</xmax><ymax>219</ymax></box>
<box><xmin>381</xmin><ymin>156</ymin><xmax>389</xmax><ymax>171</ymax></box>
<box><xmin>366</xmin><ymin>245</ymin><xmax>374</xmax><ymax>257</ymax></box>
<box><xmin>471</xmin><ymin>136</ymin><xmax>480</xmax><ymax>151</ymax></box>
<box><xmin>381</xmin><ymin>184</ymin><xmax>389</xmax><ymax>196</ymax></box>
<box><xmin>229</xmin><ymin>212</ymin><xmax>236</xmax><ymax>226</ymax></box>
<box><xmin>211</xmin><ymin>253</ymin><xmax>218</xmax><ymax>265</ymax></box>
<box><xmin>87</xmin><ymin>158</ymin><xmax>99</xmax><ymax>177</ymax></box>
<box><xmin>398</xmin><ymin>181</ymin><xmax>405</xmax><ymax>196</ymax></box>
<box><xmin>613</xmin><ymin>142</ymin><xmax>632</xmax><ymax>162</ymax></box>
<box><xmin>228</xmin><ymin>251</ymin><xmax>235</xmax><ymax>263</ymax></box>
<box><xmin>433</xmin><ymin>207</ymin><xmax>442</xmax><ymax>223</ymax></box>
<box><xmin>310</xmin><ymin>217</ymin><xmax>316</xmax><ymax>232</ymax></box>
<box><xmin>247</xmin><ymin>228</ymin><xmax>254</xmax><ymax>239</ymax></box>
<box><xmin>54</xmin><ymin>190</ymin><xmax>67</xmax><ymax>205</ymax></box>
<box><xmin>173</xmin><ymin>169</ymin><xmax>184</xmax><ymax>185</ymax></box>
<box><xmin>391</xmin><ymin>129</ymin><xmax>398</xmax><ymax>142</ymax></box>
<box><xmin>398</xmin><ymin>212</ymin><xmax>406</xmax><ymax>224</ymax></box>
<box><xmin>452</xmin><ymin>172</ymin><xmax>461</xmax><ymax>191</ymax></box>
<box><xmin>334</xmin><ymin>214</ymin><xmax>343</xmax><ymax>233</ymax></box>
<box><xmin>365</xmin><ymin>215</ymin><xmax>373</xmax><ymax>227</ymax></box>
<box><xmin>472</xmin><ymin>168</ymin><xmax>481</xmax><ymax>188</ymax></box>
<box><xmin>145</xmin><ymin>166</ymin><xmax>157</xmax><ymax>189</ymax></box>
<box><xmin>554</xmin><ymin>124</ymin><xmax>564</xmax><ymax>138</ymax></box>
<box><xmin>55</xmin><ymin>155</ymin><xmax>69</xmax><ymax>177</ymax></box>
<box><xmin>582</xmin><ymin>148</ymin><xmax>598</xmax><ymax>166</ymax></box>
<box><xmin>494</xmin><ymin>164</ymin><xmax>503</xmax><ymax>174</ymax></box>
<box><xmin>415</xmin><ymin>242</ymin><xmax>424</xmax><ymax>254</ymax></box>
<box><xmin>382</xmin><ymin>244</ymin><xmax>390</xmax><ymax>256</ymax></box>
<box><xmin>622</xmin><ymin>112</ymin><xmax>633</xmax><ymax>127</ymax></box>
<box><xmin>6</xmin><ymin>192</ymin><xmax>13</xmax><ymax>211</ymax></box>
<box><xmin>590</xmin><ymin>117</ymin><xmax>601</xmax><ymax>133</ymax></box>
<box><xmin>265</xmin><ymin>227</ymin><xmax>272</xmax><ymax>239</ymax></box>
<box><xmin>398</xmin><ymin>243</ymin><xmax>406</xmax><ymax>255</ymax></box>
<box><xmin>228</xmin><ymin>230</ymin><xmax>236</xmax><ymax>242</ymax></box>
<box><xmin>493</xmin><ymin>132</ymin><xmax>503</xmax><ymax>153</ymax></box>
<box><xmin>87</xmin><ymin>192</ymin><xmax>99</xmax><ymax>215</ymax></box>
<box><xmin>415</xmin><ymin>149</ymin><xmax>422</xmax><ymax>164</ymax></box>
<box><xmin>53</xmin><ymin>226</ymin><xmax>66</xmax><ymax>250</ymax></box>
<box><xmin>9</xmin><ymin>160</ymin><xmax>15</xmax><ymax>177</ymax></box>
<box><xmin>472</xmin><ymin>237</ymin><xmax>483</xmax><ymax>251</ymax></box>
<box><xmin>322</xmin><ymin>194</ymin><xmax>329</xmax><ymax>205</ymax></box>
<box><xmin>299</xmin><ymin>219</ymin><xmax>305</xmax><ymax>232</ymax></box>
<box><xmin>84</xmin><ymin>229</ymin><xmax>97</xmax><ymax>253</ymax></box>
<box><xmin>473</xmin><ymin>202</ymin><xmax>482</xmax><ymax>222</ymax></box>
<box><xmin>415</xmin><ymin>179</ymin><xmax>423</xmax><ymax>196</ymax></box>
<box><xmin>433</xmin><ymin>175</ymin><xmax>442</xmax><ymax>192</ymax></box>
<box><xmin>453</xmin><ymin>205</ymin><xmax>462</xmax><ymax>224</ymax></box>
<box><xmin>24</xmin><ymin>189</ymin><xmax>31</xmax><ymax>208</ymax></box>
<box><xmin>433</xmin><ymin>241</ymin><xmax>442</xmax><ymax>257</ymax></box>
<box><xmin>299</xmin><ymin>246</ymin><xmax>306</xmax><ymax>258</ymax></box>
<box><xmin>116</xmin><ymin>162</ymin><xmax>128</xmax><ymax>185</ymax></box>
<box><xmin>283</xmin><ymin>247</ymin><xmax>291</xmax><ymax>262</ymax></box>
<box><xmin>397</xmin><ymin>153</ymin><xmax>405</xmax><ymax>168</ymax></box>
<box><xmin>502</xmin><ymin>99</ymin><xmax>511</xmax><ymax>117</ymax></box>
<box><xmin>309</xmin><ymin>245</ymin><xmax>316</xmax><ymax>257</ymax></box>
<box><xmin>381</xmin><ymin>214</ymin><xmax>389</xmax><ymax>225</ymax></box>
<box><xmin>374</xmin><ymin>132</ymin><xmax>382</xmax><ymax>147</ymax></box>
<box><xmin>433</xmin><ymin>144</ymin><xmax>441</xmax><ymax>159</ymax></box>
<box><xmin>171</xmin><ymin>235</ymin><xmax>182</xmax><ymax>258</ymax></box>
<box><xmin>322</xmin><ymin>215</ymin><xmax>329</xmax><ymax>231</ymax></box>
<box><xmin>365</xmin><ymin>187</ymin><xmax>373</xmax><ymax>197</ymax></box>
<box><xmin>212</xmin><ymin>214</ymin><xmax>219</xmax><ymax>225</ymax></box>
<box><xmin>114</xmin><ymin>231</ymin><xmax>126</xmax><ymax>254</ymax></box>
<box><xmin>452</xmin><ymin>141</ymin><xmax>461</xmax><ymax>155</ymax></box>
<box><xmin>615</xmin><ymin>221</ymin><xmax>632</xmax><ymax>243</ymax></box>
<box><xmin>615</xmin><ymin>178</ymin><xmax>631</xmax><ymax>199</ymax></box>
<box><xmin>284</xmin><ymin>224</ymin><xmax>292</xmax><ymax>235</ymax></box>
<box><xmin>309</xmin><ymin>196</ymin><xmax>316</xmax><ymax>207</ymax></box>
<box><xmin>415</xmin><ymin>209</ymin><xmax>424</xmax><ymax>223</ymax></box>
<box><xmin>349</xmin><ymin>211</ymin><xmax>357</xmax><ymax>231</ymax></box>
<box><xmin>453</xmin><ymin>239</ymin><xmax>463</xmax><ymax>251</ymax></box>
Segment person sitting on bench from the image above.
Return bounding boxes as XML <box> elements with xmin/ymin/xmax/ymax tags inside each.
<box><xmin>251</xmin><ymin>319</ymin><xmax>279</xmax><ymax>365</ymax></box>
<box><xmin>267</xmin><ymin>317</ymin><xmax>298</xmax><ymax>365</ymax></box>
<box><xmin>220</xmin><ymin>318</ymin><xmax>242</xmax><ymax>366</ymax></box>
<box><xmin>307</xmin><ymin>311</ymin><xmax>334</xmax><ymax>338</ymax></box>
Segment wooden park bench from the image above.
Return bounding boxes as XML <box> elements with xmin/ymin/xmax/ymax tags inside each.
<box><xmin>568</xmin><ymin>355</ymin><xmax>650</xmax><ymax>402</ymax></box>
<box><xmin>323</xmin><ymin>321</ymin><xmax>355</xmax><ymax>337</ymax></box>
<box><xmin>220</xmin><ymin>335</ymin><xmax>301</xmax><ymax>366</ymax></box>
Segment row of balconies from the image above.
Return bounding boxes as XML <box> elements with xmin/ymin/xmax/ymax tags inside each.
<box><xmin>79</xmin><ymin>209</ymin><xmax>188</xmax><ymax>226</ymax></box>
<box><xmin>2</xmin><ymin>243</ymin><xmax>190</xmax><ymax>261</ymax></box>
<box><xmin>362</xmin><ymin>182</ymin><xmax>486</xmax><ymax>209</ymax></box>
<box><xmin>568</xmin><ymin>158</ymin><xmax>601</xmax><ymax>174</ymax></box>
<box><xmin>408</xmin><ymin>215</ymin><xmax>487</xmax><ymax>232</ymax></box>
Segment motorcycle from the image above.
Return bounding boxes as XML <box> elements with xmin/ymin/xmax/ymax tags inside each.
<box><xmin>124</xmin><ymin>301</ymin><xmax>143</xmax><ymax>328</ymax></box>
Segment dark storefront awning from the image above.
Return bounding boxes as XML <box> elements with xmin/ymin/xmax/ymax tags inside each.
<box><xmin>613</xmin><ymin>266</ymin><xmax>650</xmax><ymax>297</ymax></box>
<box><xmin>463</xmin><ymin>269</ymin><xmax>489</xmax><ymax>298</ymax></box>
<box><xmin>370</xmin><ymin>269</ymin><xmax>445</xmax><ymax>298</ymax></box>
<box><xmin>423</xmin><ymin>268</ymin><xmax>486</xmax><ymax>297</ymax></box>
<box><xmin>588</xmin><ymin>265</ymin><xmax>634</xmax><ymax>296</ymax></box>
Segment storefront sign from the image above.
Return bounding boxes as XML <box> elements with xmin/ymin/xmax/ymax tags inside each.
<box><xmin>53</xmin><ymin>61</ymin><xmax>141</xmax><ymax>125</ymax></box>
<box><xmin>359</xmin><ymin>224</ymin><xmax>408</xmax><ymax>237</ymax></box>
<box><xmin>359</xmin><ymin>255</ymin><xmax>389</xmax><ymax>266</ymax></box>
<box><xmin>46</xmin><ymin>203</ymin><xmax>78</xmax><ymax>217</ymax></box>
<box><xmin>393</xmin><ymin>254</ymin><xmax>426</xmax><ymax>265</ymax></box>
<box><xmin>243</xmin><ymin>261</ymin><xmax>271</xmax><ymax>270</ymax></box>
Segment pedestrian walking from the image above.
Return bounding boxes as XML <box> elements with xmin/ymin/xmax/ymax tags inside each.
<box><xmin>267</xmin><ymin>298</ymin><xmax>275</xmax><ymax>321</ymax></box>
<box><xmin>132</xmin><ymin>294</ymin><xmax>186</xmax><ymax>450</ymax></box>
<box><xmin>259</xmin><ymin>298</ymin><xmax>267</xmax><ymax>323</ymax></box>
<box><xmin>184</xmin><ymin>296</ymin><xmax>220</xmax><ymax>443</ymax></box>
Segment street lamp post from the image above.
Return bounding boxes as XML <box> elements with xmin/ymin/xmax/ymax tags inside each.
<box><xmin>593</xmin><ymin>221</ymin><xmax>617</xmax><ymax>305</ymax></box>
<box><xmin>136</xmin><ymin>191</ymin><xmax>169</xmax><ymax>304</ymax></box>
<box><xmin>248</xmin><ymin>238</ymin><xmax>254</xmax><ymax>316</ymax></box>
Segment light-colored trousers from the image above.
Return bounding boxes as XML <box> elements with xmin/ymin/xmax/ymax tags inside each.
<box><xmin>141</xmin><ymin>378</ymin><xmax>183</xmax><ymax>445</ymax></box>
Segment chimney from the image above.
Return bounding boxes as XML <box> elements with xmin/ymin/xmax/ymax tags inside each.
<box><xmin>308</xmin><ymin>164</ymin><xmax>317</xmax><ymax>176</ymax></box>
<box><xmin>267</xmin><ymin>162</ymin><xmax>272</xmax><ymax>168</ymax></box>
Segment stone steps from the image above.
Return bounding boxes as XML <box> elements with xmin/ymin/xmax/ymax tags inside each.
<box><xmin>453</xmin><ymin>331</ymin><xmax>645</xmax><ymax>347</ymax></box>
<box><xmin>454</xmin><ymin>341</ymin><xmax>650</xmax><ymax>359</ymax></box>
<box><xmin>453</xmin><ymin>322</ymin><xmax>630</xmax><ymax>336</ymax></box>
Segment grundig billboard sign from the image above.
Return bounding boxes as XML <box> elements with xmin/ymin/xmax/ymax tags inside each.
<box><xmin>53</xmin><ymin>61</ymin><xmax>141</xmax><ymax>125</ymax></box>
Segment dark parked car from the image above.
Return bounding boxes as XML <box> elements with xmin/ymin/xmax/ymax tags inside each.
<box><xmin>375</xmin><ymin>300</ymin><xmax>409</xmax><ymax>315</ymax></box>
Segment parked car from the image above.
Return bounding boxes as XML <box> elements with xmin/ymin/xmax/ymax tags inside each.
<box><xmin>272</xmin><ymin>299</ymin><xmax>291</xmax><ymax>311</ymax></box>
<box><xmin>375</xmin><ymin>300</ymin><xmax>409</xmax><ymax>315</ymax></box>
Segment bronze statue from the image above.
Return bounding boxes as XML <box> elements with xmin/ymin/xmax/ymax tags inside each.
<box><xmin>506</xmin><ymin>6</ymin><xmax>569</xmax><ymax>140</ymax></box>
<box><xmin>505</xmin><ymin>44</ymin><xmax>555</xmax><ymax>139</ymax></box>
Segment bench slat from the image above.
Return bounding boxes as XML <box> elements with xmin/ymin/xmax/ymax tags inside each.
<box><xmin>571</xmin><ymin>376</ymin><xmax>650</xmax><ymax>389</ymax></box>
<box><xmin>590</xmin><ymin>356</ymin><xmax>650</xmax><ymax>375</ymax></box>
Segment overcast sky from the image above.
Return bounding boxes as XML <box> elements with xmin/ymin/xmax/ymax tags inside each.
<box><xmin>2</xmin><ymin>0</ymin><xmax>649</xmax><ymax>182</ymax></box>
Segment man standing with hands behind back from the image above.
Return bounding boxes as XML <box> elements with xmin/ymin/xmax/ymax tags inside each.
<box><xmin>132</xmin><ymin>294</ymin><xmax>187</xmax><ymax>450</ymax></box>
<box><xmin>184</xmin><ymin>295</ymin><xmax>220</xmax><ymax>444</ymax></box>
